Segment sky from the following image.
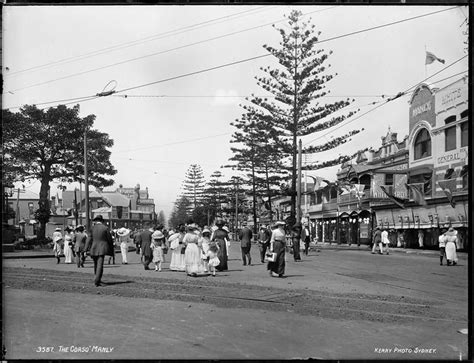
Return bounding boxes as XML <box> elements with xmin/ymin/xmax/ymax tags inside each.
<box><xmin>3</xmin><ymin>4</ymin><xmax>468</xmax><ymax>219</ymax></box>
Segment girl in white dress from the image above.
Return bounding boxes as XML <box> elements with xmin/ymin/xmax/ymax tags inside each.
<box><xmin>169</xmin><ymin>225</ymin><xmax>186</xmax><ymax>271</ymax></box>
<box><xmin>184</xmin><ymin>224</ymin><xmax>206</xmax><ymax>276</ymax></box>
<box><xmin>151</xmin><ymin>230</ymin><xmax>165</xmax><ymax>271</ymax></box>
<box><xmin>117</xmin><ymin>227</ymin><xmax>131</xmax><ymax>264</ymax></box>
<box><xmin>199</xmin><ymin>228</ymin><xmax>211</xmax><ymax>272</ymax></box>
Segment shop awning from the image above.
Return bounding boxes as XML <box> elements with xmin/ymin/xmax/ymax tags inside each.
<box><xmin>406</xmin><ymin>164</ymin><xmax>434</xmax><ymax>176</ymax></box>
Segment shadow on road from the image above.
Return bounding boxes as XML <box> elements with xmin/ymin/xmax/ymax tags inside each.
<box><xmin>102</xmin><ymin>280</ymin><xmax>134</xmax><ymax>286</ymax></box>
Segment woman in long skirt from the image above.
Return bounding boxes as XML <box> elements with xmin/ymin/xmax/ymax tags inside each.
<box><xmin>445</xmin><ymin>227</ymin><xmax>458</xmax><ymax>266</ymax></box>
<box><xmin>268</xmin><ymin>221</ymin><xmax>287</xmax><ymax>277</ymax></box>
<box><xmin>52</xmin><ymin>228</ymin><xmax>63</xmax><ymax>264</ymax></box>
<box><xmin>116</xmin><ymin>227</ymin><xmax>131</xmax><ymax>264</ymax></box>
<box><xmin>63</xmin><ymin>227</ymin><xmax>74</xmax><ymax>264</ymax></box>
<box><xmin>212</xmin><ymin>219</ymin><xmax>228</xmax><ymax>272</ymax></box>
<box><xmin>169</xmin><ymin>225</ymin><xmax>186</xmax><ymax>271</ymax></box>
<box><xmin>184</xmin><ymin>224</ymin><xmax>206</xmax><ymax>276</ymax></box>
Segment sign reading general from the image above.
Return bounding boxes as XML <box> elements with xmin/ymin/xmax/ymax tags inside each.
<box><xmin>436</xmin><ymin>147</ymin><xmax>468</xmax><ymax>166</ymax></box>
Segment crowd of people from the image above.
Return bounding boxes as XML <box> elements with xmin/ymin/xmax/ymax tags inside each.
<box><xmin>51</xmin><ymin>215</ymin><xmax>462</xmax><ymax>286</ymax></box>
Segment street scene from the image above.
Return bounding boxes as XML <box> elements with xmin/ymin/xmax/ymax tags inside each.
<box><xmin>2</xmin><ymin>3</ymin><xmax>470</xmax><ymax>361</ymax></box>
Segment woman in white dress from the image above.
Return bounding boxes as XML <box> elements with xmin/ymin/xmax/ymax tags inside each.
<box><xmin>184</xmin><ymin>224</ymin><xmax>206</xmax><ymax>276</ymax></box>
<box><xmin>169</xmin><ymin>225</ymin><xmax>186</xmax><ymax>271</ymax></box>
<box><xmin>63</xmin><ymin>227</ymin><xmax>74</xmax><ymax>264</ymax></box>
<box><xmin>199</xmin><ymin>228</ymin><xmax>211</xmax><ymax>272</ymax></box>
<box><xmin>116</xmin><ymin>227</ymin><xmax>131</xmax><ymax>264</ymax></box>
<box><xmin>445</xmin><ymin>227</ymin><xmax>458</xmax><ymax>266</ymax></box>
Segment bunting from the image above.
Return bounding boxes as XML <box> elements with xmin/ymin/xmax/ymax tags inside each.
<box><xmin>425</xmin><ymin>51</ymin><xmax>445</xmax><ymax>65</ymax></box>
<box><xmin>379</xmin><ymin>186</ymin><xmax>407</xmax><ymax>209</ymax></box>
<box><xmin>405</xmin><ymin>183</ymin><xmax>427</xmax><ymax>206</ymax></box>
<box><xmin>438</xmin><ymin>180</ymin><xmax>456</xmax><ymax>208</ymax></box>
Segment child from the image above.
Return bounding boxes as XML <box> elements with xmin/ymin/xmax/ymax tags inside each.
<box><xmin>151</xmin><ymin>230</ymin><xmax>165</xmax><ymax>271</ymax></box>
<box><xmin>199</xmin><ymin>228</ymin><xmax>211</xmax><ymax>272</ymax></box>
<box><xmin>207</xmin><ymin>241</ymin><xmax>220</xmax><ymax>277</ymax></box>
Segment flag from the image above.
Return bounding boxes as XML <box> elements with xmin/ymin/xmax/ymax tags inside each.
<box><xmin>379</xmin><ymin>186</ymin><xmax>407</xmax><ymax>209</ymax></box>
<box><xmin>308</xmin><ymin>176</ymin><xmax>322</xmax><ymax>192</ymax></box>
<box><xmin>405</xmin><ymin>183</ymin><xmax>427</xmax><ymax>206</ymax></box>
<box><xmin>438</xmin><ymin>180</ymin><xmax>456</xmax><ymax>208</ymax></box>
<box><xmin>425</xmin><ymin>51</ymin><xmax>445</xmax><ymax>65</ymax></box>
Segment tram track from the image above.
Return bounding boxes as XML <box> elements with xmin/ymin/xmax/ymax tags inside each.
<box><xmin>3</xmin><ymin>267</ymin><xmax>465</xmax><ymax>324</ymax></box>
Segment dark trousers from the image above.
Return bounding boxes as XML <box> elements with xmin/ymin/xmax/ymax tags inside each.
<box><xmin>92</xmin><ymin>255</ymin><xmax>105</xmax><ymax>285</ymax></box>
<box><xmin>304</xmin><ymin>238</ymin><xmax>310</xmax><ymax>255</ymax></box>
<box><xmin>241</xmin><ymin>246</ymin><xmax>251</xmax><ymax>265</ymax></box>
<box><xmin>259</xmin><ymin>242</ymin><xmax>269</xmax><ymax>262</ymax></box>
<box><xmin>292</xmin><ymin>238</ymin><xmax>301</xmax><ymax>261</ymax></box>
<box><xmin>76</xmin><ymin>251</ymin><xmax>86</xmax><ymax>267</ymax></box>
<box><xmin>143</xmin><ymin>254</ymin><xmax>153</xmax><ymax>269</ymax></box>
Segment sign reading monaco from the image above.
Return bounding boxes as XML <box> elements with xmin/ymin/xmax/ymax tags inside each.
<box><xmin>409</xmin><ymin>84</ymin><xmax>435</xmax><ymax>132</ymax></box>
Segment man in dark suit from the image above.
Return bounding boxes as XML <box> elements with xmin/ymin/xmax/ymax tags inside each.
<box><xmin>73</xmin><ymin>225</ymin><xmax>88</xmax><ymax>268</ymax></box>
<box><xmin>238</xmin><ymin>223</ymin><xmax>253</xmax><ymax>266</ymax></box>
<box><xmin>85</xmin><ymin>215</ymin><xmax>114</xmax><ymax>286</ymax></box>
<box><xmin>137</xmin><ymin>223</ymin><xmax>154</xmax><ymax>270</ymax></box>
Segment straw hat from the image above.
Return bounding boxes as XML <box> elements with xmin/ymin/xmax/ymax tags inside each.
<box><xmin>117</xmin><ymin>227</ymin><xmax>130</xmax><ymax>237</ymax></box>
<box><xmin>152</xmin><ymin>230</ymin><xmax>165</xmax><ymax>240</ymax></box>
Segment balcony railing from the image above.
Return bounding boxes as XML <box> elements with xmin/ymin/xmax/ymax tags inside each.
<box><xmin>337</xmin><ymin>189</ymin><xmax>370</xmax><ymax>204</ymax></box>
<box><xmin>371</xmin><ymin>185</ymin><xmax>408</xmax><ymax>199</ymax></box>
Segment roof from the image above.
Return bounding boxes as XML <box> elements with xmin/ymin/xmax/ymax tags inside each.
<box><xmin>101</xmin><ymin>192</ymin><xmax>130</xmax><ymax>207</ymax></box>
<box><xmin>12</xmin><ymin>189</ymin><xmax>39</xmax><ymax>200</ymax></box>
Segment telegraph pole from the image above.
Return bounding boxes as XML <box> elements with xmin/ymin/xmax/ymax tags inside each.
<box><xmin>84</xmin><ymin>129</ymin><xmax>90</xmax><ymax>232</ymax></box>
<box><xmin>296</xmin><ymin>139</ymin><xmax>302</xmax><ymax>224</ymax></box>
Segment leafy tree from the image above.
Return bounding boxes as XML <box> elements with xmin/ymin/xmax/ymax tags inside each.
<box><xmin>157</xmin><ymin>210</ymin><xmax>166</xmax><ymax>227</ymax></box>
<box><xmin>245</xmin><ymin>10</ymin><xmax>361</xmax><ymax>225</ymax></box>
<box><xmin>2</xmin><ymin>104</ymin><xmax>116</xmax><ymax>239</ymax></box>
<box><xmin>168</xmin><ymin>195</ymin><xmax>190</xmax><ymax>229</ymax></box>
<box><xmin>180</xmin><ymin>164</ymin><xmax>205</xmax><ymax>212</ymax></box>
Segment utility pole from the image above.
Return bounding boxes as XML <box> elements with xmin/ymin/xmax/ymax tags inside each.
<box><xmin>235</xmin><ymin>179</ymin><xmax>239</xmax><ymax>238</ymax></box>
<box><xmin>84</xmin><ymin>129</ymin><xmax>90</xmax><ymax>232</ymax></box>
<box><xmin>296</xmin><ymin>139</ymin><xmax>302</xmax><ymax>224</ymax></box>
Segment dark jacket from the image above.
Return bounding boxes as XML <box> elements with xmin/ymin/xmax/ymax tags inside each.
<box><xmin>138</xmin><ymin>229</ymin><xmax>153</xmax><ymax>257</ymax></box>
<box><xmin>73</xmin><ymin>232</ymin><xmax>88</xmax><ymax>252</ymax></box>
<box><xmin>373</xmin><ymin>229</ymin><xmax>382</xmax><ymax>243</ymax></box>
<box><xmin>258</xmin><ymin>229</ymin><xmax>271</xmax><ymax>244</ymax></box>
<box><xmin>85</xmin><ymin>223</ymin><xmax>114</xmax><ymax>256</ymax></box>
<box><xmin>239</xmin><ymin>227</ymin><xmax>253</xmax><ymax>248</ymax></box>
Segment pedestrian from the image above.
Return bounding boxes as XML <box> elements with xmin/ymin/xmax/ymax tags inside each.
<box><xmin>223</xmin><ymin>225</ymin><xmax>231</xmax><ymax>257</ymax></box>
<box><xmin>85</xmin><ymin>215</ymin><xmax>114</xmax><ymax>287</ymax></box>
<box><xmin>445</xmin><ymin>227</ymin><xmax>458</xmax><ymax>266</ymax></box>
<box><xmin>116</xmin><ymin>227</ymin><xmax>131</xmax><ymax>264</ymax></box>
<box><xmin>52</xmin><ymin>227</ymin><xmax>63</xmax><ymax>264</ymax></box>
<box><xmin>302</xmin><ymin>223</ymin><xmax>311</xmax><ymax>256</ymax></box>
<box><xmin>381</xmin><ymin>228</ymin><xmax>390</xmax><ymax>255</ymax></box>
<box><xmin>184</xmin><ymin>224</ymin><xmax>206</xmax><ymax>276</ymax></box>
<box><xmin>133</xmin><ymin>229</ymin><xmax>141</xmax><ymax>255</ymax></box>
<box><xmin>268</xmin><ymin>221</ymin><xmax>286</xmax><ymax>278</ymax></box>
<box><xmin>258</xmin><ymin>225</ymin><xmax>271</xmax><ymax>263</ymax></box>
<box><xmin>107</xmin><ymin>230</ymin><xmax>116</xmax><ymax>265</ymax></box>
<box><xmin>73</xmin><ymin>225</ymin><xmax>87</xmax><ymax>268</ymax></box>
<box><xmin>238</xmin><ymin>222</ymin><xmax>253</xmax><ymax>266</ymax></box>
<box><xmin>418</xmin><ymin>230</ymin><xmax>424</xmax><ymax>248</ymax></box>
<box><xmin>169</xmin><ymin>224</ymin><xmax>186</xmax><ymax>272</ymax></box>
<box><xmin>212</xmin><ymin>218</ymin><xmax>228</xmax><ymax>272</ymax></box>
<box><xmin>371</xmin><ymin>226</ymin><xmax>383</xmax><ymax>254</ymax></box>
<box><xmin>207</xmin><ymin>239</ymin><xmax>220</xmax><ymax>277</ymax></box>
<box><xmin>199</xmin><ymin>228</ymin><xmax>211</xmax><ymax>272</ymax></box>
<box><xmin>291</xmin><ymin>223</ymin><xmax>302</xmax><ymax>261</ymax></box>
<box><xmin>137</xmin><ymin>224</ymin><xmax>154</xmax><ymax>270</ymax></box>
<box><xmin>151</xmin><ymin>230</ymin><xmax>165</xmax><ymax>271</ymax></box>
<box><xmin>63</xmin><ymin>226</ymin><xmax>74</xmax><ymax>264</ymax></box>
<box><xmin>438</xmin><ymin>228</ymin><xmax>447</xmax><ymax>266</ymax></box>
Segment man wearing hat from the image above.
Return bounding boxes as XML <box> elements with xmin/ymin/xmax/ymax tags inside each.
<box><xmin>258</xmin><ymin>225</ymin><xmax>271</xmax><ymax>264</ymax></box>
<box><xmin>136</xmin><ymin>223</ymin><xmax>154</xmax><ymax>270</ymax></box>
<box><xmin>85</xmin><ymin>215</ymin><xmax>114</xmax><ymax>286</ymax></box>
<box><xmin>438</xmin><ymin>228</ymin><xmax>447</xmax><ymax>266</ymax></box>
<box><xmin>238</xmin><ymin>222</ymin><xmax>253</xmax><ymax>266</ymax></box>
<box><xmin>73</xmin><ymin>225</ymin><xmax>88</xmax><ymax>268</ymax></box>
<box><xmin>371</xmin><ymin>226</ymin><xmax>383</xmax><ymax>254</ymax></box>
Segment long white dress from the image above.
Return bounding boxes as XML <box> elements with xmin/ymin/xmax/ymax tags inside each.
<box><xmin>169</xmin><ymin>232</ymin><xmax>185</xmax><ymax>271</ymax></box>
<box><xmin>64</xmin><ymin>232</ymin><xmax>73</xmax><ymax>263</ymax></box>
<box><xmin>184</xmin><ymin>232</ymin><xmax>206</xmax><ymax>275</ymax></box>
<box><xmin>445</xmin><ymin>231</ymin><xmax>458</xmax><ymax>264</ymax></box>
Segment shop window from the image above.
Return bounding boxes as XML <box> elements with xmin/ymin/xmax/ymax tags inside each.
<box><xmin>461</xmin><ymin>122</ymin><xmax>468</xmax><ymax>147</ymax></box>
<box><xmin>414</xmin><ymin>129</ymin><xmax>431</xmax><ymax>160</ymax></box>
<box><xmin>445</xmin><ymin>126</ymin><xmax>456</xmax><ymax>151</ymax></box>
<box><xmin>385</xmin><ymin>173</ymin><xmax>394</xmax><ymax>186</ymax></box>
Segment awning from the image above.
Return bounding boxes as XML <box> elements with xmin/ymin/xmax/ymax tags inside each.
<box><xmin>406</xmin><ymin>164</ymin><xmax>434</xmax><ymax>176</ymax></box>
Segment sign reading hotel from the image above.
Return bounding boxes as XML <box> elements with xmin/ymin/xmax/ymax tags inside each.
<box><xmin>409</xmin><ymin>85</ymin><xmax>435</xmax><ymax>132</ymax></box>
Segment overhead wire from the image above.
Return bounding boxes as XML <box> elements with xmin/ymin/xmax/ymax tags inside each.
<box><xmin>6</xmin><ymin>6</ymin><xmax>454</xmax><ymax>94</ymax></box>
<box><xmin>6</xmin><ymin>6</ymin><xmax>274</xmax><ymax>77</ymax></box>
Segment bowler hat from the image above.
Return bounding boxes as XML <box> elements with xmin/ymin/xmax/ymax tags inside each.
<box><xmin>93</xmin><ymin>215</ymin><xmax>104</xmax><ymax>222</ymax></box>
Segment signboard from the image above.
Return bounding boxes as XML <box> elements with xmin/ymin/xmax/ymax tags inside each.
<box><xmin>360</xmin><ymin>224</ymin><xmax>369</xmax><ymax>239</ymax></box>
<box><xmin>436</xmin><ymin>79</ymin><xmax>468</xmax><ymax>110</ymax></box>
<box><xmin>436</xmin><ymin>147</ymin><xmax>468</xmax><ymax>167</ymax></box>
<box><xmin>409</xmin><ymin>85</ymin><xmax>435</xmax><ymax>132</ymax></box>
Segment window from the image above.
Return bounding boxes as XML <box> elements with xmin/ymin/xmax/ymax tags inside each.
<box><xmin>316</xmin><ymin>191</ymin><xmax>322</xmax><ymax>204</ymax></box>
<box><xmin>445</xmin><ymin>115</ymin><xmax>456</xmax><ymax>124</ymax></box>
<box><xmin>460</xmin><ymin>166</ymin><xmax>468</xmax><ymax>190</ymax></box>
<box><xmin>330</xmin><ymin>187</ymin><xmax>338</xmax><ymax>200</ymax></box>
<box><xmin>385</xmin><ymin>173</ymin><xmax>394</xmax><ymax>186</ymax></box>
<box><xmin>414</xmin><ymin>129</ymin><xmax>431</xmax><ymax>160</ymax></box>
<box><xmin>445</xmin><ymin>126</ymin><xmax>456</xmax><ymax>151</ymax></box>
<box><xmin>444</xmin><ymin>168</ymin><xmax>455</xmax><ymax>180</ymax></box>
<box><xmin>460</xmin><ymin>110</ymin><xmax>468</xmax><ymax>119</ymax></box>
<box><xmin>461</xmin><ymin>122</ymin><xmax>468</xmax><ymax>147</ymax></box>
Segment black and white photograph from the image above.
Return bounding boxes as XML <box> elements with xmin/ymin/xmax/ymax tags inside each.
<box><xmin>2</xmin><ymin>2</ymin><xmax>470</xmax><ymax>360</ymax></box>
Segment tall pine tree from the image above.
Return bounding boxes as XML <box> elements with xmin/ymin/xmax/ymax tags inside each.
<box><xmin>246</xmin><ymin>10</ymin><xmax>362</xmax><ymax>225</ymax></box>
<box><xmin>180</xmin><ymin>164</ymin><xmax>205</xmax><ymax>213</ymax></box>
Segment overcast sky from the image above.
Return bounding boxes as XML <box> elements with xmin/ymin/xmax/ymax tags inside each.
<box><xmin>3</xmin><ymin>4</ymin><xmax>468</xmax><ymax>218</ymax></box>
